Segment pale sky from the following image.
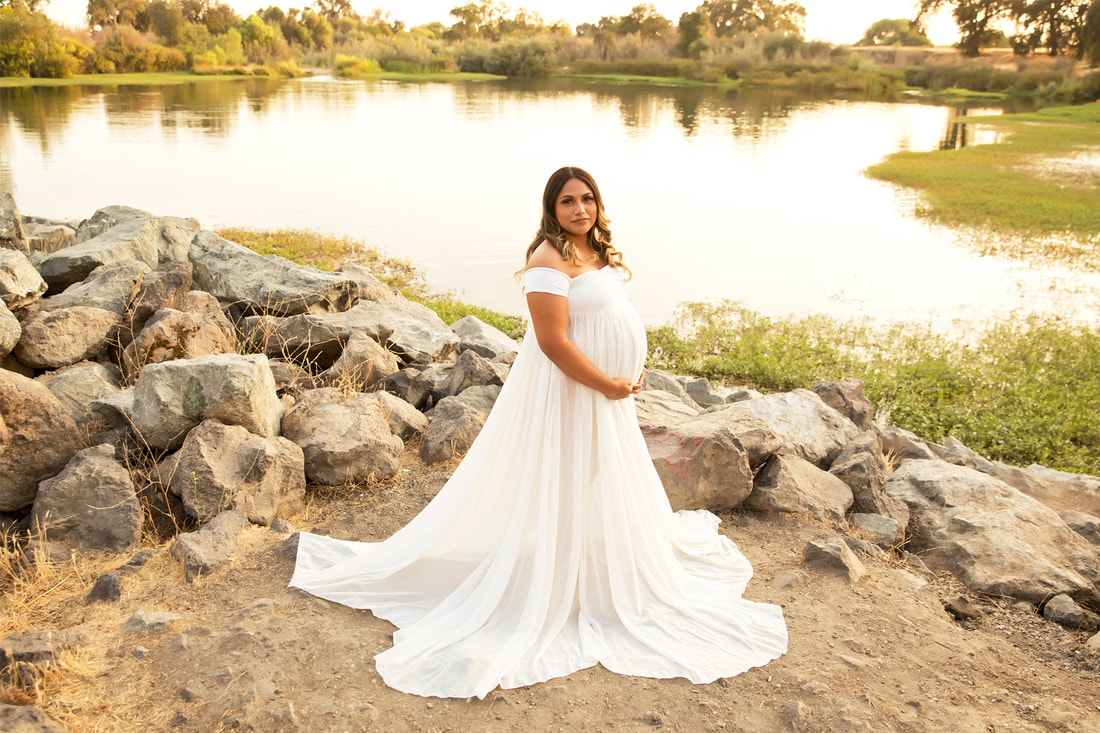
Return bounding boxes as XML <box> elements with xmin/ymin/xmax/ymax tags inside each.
<box><xmin>44</xmin><ymin>1</ymin><xmax>959</xmax><ymax>45</ymax></box>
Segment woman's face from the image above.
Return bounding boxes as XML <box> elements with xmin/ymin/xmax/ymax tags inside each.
<box><xmin>554</xmin><ymin>178</ymin><xmax>597</xmax><ymax>243</ymax></box>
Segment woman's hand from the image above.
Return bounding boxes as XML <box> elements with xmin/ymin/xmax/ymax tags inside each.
<box><xmin>602</xmin><ymin>377</ymin><xmax>635</xmax><ymax>400</ymax></box>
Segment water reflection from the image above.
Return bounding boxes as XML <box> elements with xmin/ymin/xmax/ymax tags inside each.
<box><xmin>0</xmin><ymin>77</ymin><xmax>1086</xmax><ymax>331</ymax></box>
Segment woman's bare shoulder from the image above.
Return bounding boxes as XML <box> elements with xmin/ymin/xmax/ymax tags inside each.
<box><xmin>525</xmin><ymin>243</ymin><xmax>569</xmax><ymax>272</ymax></box>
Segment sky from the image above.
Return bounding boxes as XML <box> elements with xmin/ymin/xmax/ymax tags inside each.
<box><xmin>43</xmin><ymin>1</ymin><xmax>960</xmax><ymax>46</ymax></box>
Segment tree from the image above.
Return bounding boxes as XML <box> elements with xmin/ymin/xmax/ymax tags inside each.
<box><xmin>1010</xmin><ymin>1</ymin><xmax>1091</xmax><ymax>57</ymax></box>
<box><xmin>600</xmin><ymin>3</ymin><xmax>672</xmax><ymax>38</ymax></box>
<box><xmin>699</xmin><ymin>0</ymin><xmax>807</xmax><ymax>37</ymax></box>
<box><xmin>239</xmin><ymin>12</ymin><xmax>273</xmax><ymax>45</ymax></box>
<box><xmin>676</xmin><ymin>10</ymin><xmax>707</xmax><ymax>57</ymax></box>
<box><xmin>86</xmin><ymin>0</ymin><xmax>149</xmax><ymax>27</ymax></box>
<box><xmin>858</xmin><ymin>18</ymin><xmax>934</xmax><ymax>46</ymax></box>
<box><xmin>202</xmin><ymin>1</ymin><xmax>236</xmax><ymax>34</ymax></box>
<box><xmin>138</xmin><ymin>0</ymin><xmax>184</xmax><ymax>44</ymax></box>
<box><xmin>299</xmin><ymin>8</ymin><xmax>331</xmax><ymax>47</ymax></box>
<box><xmin>1085</xmin><ymin>0</ymin><xmax>1100</xmax><ymax>63</ymax></box>
<box><xmin>314</xmin><ymin>0</ymin><xmax>354</xmax><ymax>24</ymax></box>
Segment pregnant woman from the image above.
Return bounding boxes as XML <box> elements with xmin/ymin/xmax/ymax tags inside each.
<box><xmin>289</xmin><ymin>166</ymin><xmax>788</xmax><ymax>699</ymax></box>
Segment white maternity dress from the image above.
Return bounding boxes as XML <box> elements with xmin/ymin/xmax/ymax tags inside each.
<box><xmin>289</xmin><ymin>265</ymin><xmax>788</xmax><ymax>699</ymax></box>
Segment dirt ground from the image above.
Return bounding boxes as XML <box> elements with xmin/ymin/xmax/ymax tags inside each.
<box><xmin>8</xmin><ymin>446</ymin><xmax>1100</xmax><ymax>733</ymax></box>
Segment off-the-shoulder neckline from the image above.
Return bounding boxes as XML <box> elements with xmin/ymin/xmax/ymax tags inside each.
<box><xmin>525</xmin><ymin>265</ymin><xmax>610</xmax><ymax>281</ymax></box>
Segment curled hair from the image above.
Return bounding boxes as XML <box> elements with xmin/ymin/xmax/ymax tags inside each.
<box><xmin>517</xmin><ymin>166</ymin><xmax>630</xmax><ymax>278</ymax></box>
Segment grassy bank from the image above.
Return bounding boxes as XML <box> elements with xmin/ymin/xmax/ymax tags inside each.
<box><xmin>216</xmin><ymin>227</ymin><xmax>1100</xmax><ymax>476</ymax></box>
<box><xmin>866</xmin><ymin>103</ymin><xmax>1100</xmax><ymax>270</ymax></box>
<box><xmin>214</xmin><ymin>227</ymin><xmax>525</xmax><ymax>339</ymax></box>
<box><xmin>647</xmin><ymin>302</ymin><xmax>1100</xmax><ymax>476</ymax></box>
<box><xmin>0</xmin><ymin>71</ymin><xmax>282</xmax><ymax>88</ymax></box>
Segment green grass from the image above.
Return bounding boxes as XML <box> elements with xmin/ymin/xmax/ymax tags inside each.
<box><xmin>554</xmin><ymin>73</ymin><xmax>728</xmax><ymax>87</ymax></box>
<box><xmin>214</xmin><ymin>226</ymin><xmax>525</xmax><ymax>338</ymax></box>
<box><xmin>0</xmin><ymin>71</ymin><xmax>268</xmax><ymax>88</ymax></box>
<box><xmin>351</xmin><ymin>71</ymin><xmax>505</xmax><ymax>82</ymax></box>
<box><xmin>647</xmin><ymin>301</ymin><xmax>1100</xmax><ymax>475</ymax></box>
<box><xmin>865</xmin><ymin>102</ymin><xmax>1100</xmax><ymax>269</ymax></box>
<box><xmin>910</xmin><ymin>87</ymin><xmax>1013</xmax><ymax>101</ymax></box>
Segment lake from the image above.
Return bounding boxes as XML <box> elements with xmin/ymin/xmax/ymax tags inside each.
<box><xmin>2</xmin><ymin>76</ymin><xmax>1096</xmax><ymax>330</ymax></box>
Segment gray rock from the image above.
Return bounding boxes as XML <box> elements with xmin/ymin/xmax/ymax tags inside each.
<box><xmin>0</xmin><ymin>370</ymin><xmax>82</xmax><ymax>511</ymax></box>
<box><xmin>843</xmin><ymin>536</ymin><xmax>881</xmax><ymax>558</ymax></box>
<box><xmin>725</xmin><ymin>387</ymin><xmax>762</xmax><ymax>403</ymax></box>
<box><xmin>166</xmin><ymin>419</ymin><xmax>305</xmax><ymax>525</ymax></box>
<box><xmin>268</xmin><ymin>358</ymin><xmax>316</xmax><ymax>393</ymax></box>
<box><xmin>450</xmin><ymin>384</ymin><xmax>501</xmax><ymax>416</ymax></box>
<box><xmin>747</xmin><ymin>452</ymin><xmax>853</xmax><ymax>524</ymax></box>
<box><xmin>71</xmin><ymin>205</ymin><xmax>200</xmax><ymax>264</ymax></box>
<box><xmin>407</xmin><ymin>363</ymin><xmax>453</xmax><ymax>409</ymax></box>
<box><xmin>120</xmin><ymin>609</ymin><xmax>183</xmax><ymax>634</ymax></box>
<box><xmin>0</xmin><ymin>703</ymin><xmax>67</xmax><ymax>732</ymax></box>
<box><xmin>420</xmin><ymin>396</ymin><xmax>488</xmax><ymax>465</ymax></box>
<box><xmin>0</xmin><ymin>248</ymin><xmax>47</xmax><ymax>310</ymax></box>
<box><xmin>335</xmin><ymin>263</ymin><xmax>398</xmax><ymax>302</ymax></box>
<box><xmin>690</xmin><ymin>402</ymin><xmax>783</xmax><ymax>469</ymax></box>
<box><xmin>123</xmin><ymin>260</ymin><xmax>193</xmax><ymax>339</ymax></box>
<box><xmin>887</xmin><ymin>460</ymin><xmax>1100</xmax><ymax>605</ymax></box>
<box><xmin>1059</xmin><ymin>510</ymin><xmax>1100</xmax><ymax>545</ymax></box>
<box><xmin>640</xmin><ymin>368</ymin><xmax>695</xmax><ymax>407</ymax></box>
<box><xmin>850</xmin><ymin>512</ymin><xmax>904</xmax><ymax>547</ymax></box>
<box><xmin>802</xmin><ymin>538</ymin><xmax>866</xmax><ymax>583</ymax></box>
<box><xmin>377</xmin><ymin>366</ymin><xmax>418</xmax><ymax>402</ymax></box>
<box><xmin>442</xmin><ymin>349</ymin><xmax>503</xmax><ymax>397</ymax></box>
<box><xmin>317</xmin><ymin>332</ymin><xmax>399</xmax><ymax>391</ymax></box>
<box><xmin>190</xmin><ymin>230</ymin><xmax>357</xmax><ymax>316</ymax></box>
<box><xmin>874</xmin><ymin>425</ymin><xmax>937</xmax><ymax>463</ymax></box>
<box><xmin>281</xmin><ymin>388</ymin><xmax>403</xmax><ymax>485</ymax></box>
<box><xmin>356</xmin><ymin>298</ymin><xmax>460</xmax><ymax>364</ymax></box>
<box><xmin>39</xmin><ymin>217</ymin><xmax>160</xmax><ymax>290</ymax></box>
<box><xmin>30</xmin><ymin>260</ymin><xmax>148</xmax><ymax>316</ymax></box>
<box><xmin>0</xmin><ymin>192</ymin><xmax>28</xmax><ymax>254</ymax></box>
<box><xmin>121</xmin><ymin>307</ymin><xmax>237</xmax><ymax>381</ymax></box>
<box><xmin>363</xmin><ymin>390</ymin><xmax>429</xmax><ymax>440</ymax></box>
<box><xmin>684</xmin><ymin>377</ymin><xmax>725</xmax><ymax>408</ymax></box>
<box><xmin>0</xmin><ymin>300</ymin><xmax>18</xmax><ymax>358</ymax></box>
<box><xmin>269</xmin><ymin>518</ymin><xmax>295</xmax><ymax>534</ymax></box>
<box><xmin>945</xmin><ymin>596</ymin><xmax>983</xmax><ymax>621</ymax></box>
<box><xmin>642</xmin><ymin>415</ymin><xmax>753</xmax><ymax>512</ymax></box>
<box><xmin>185</xmin><ymin>289</ymin><xmax>222</xmax><ymax>315</ymax></box>
<box><xmin>30</xmin><ymin>444</ymin><xmax>143</xmax><ymax>553</ymax></box>
<box><xmin>1016</xmin><ymin>464</ymin><xmax>1100</xmax><ymax>517</ymax></box>
<box><xmin>22</xmin><ymin>218</ymin><xmax>74</xmax><ymax>254</ymax></box>
<box><xmin>274</xmin><ymin>532</ymin><xmax>300</xmax><ymax>562</ymax></box>
<box><xmin>1087</xmin><ymin>632</ymin><xmax>1100</xmax><ymax>653</ymax></box>
<box><xmin>14</xmin><ymin>306</ymin><xmax>120</xmax><ymax>369</ymax></box>
<box><xmin>741</xmin><ymin>389</ymin><xmax>860</xmax><ymax>468</ymax></box>
<box><xmin>812</xmin><ymin>378</ymin><xmax>874</xmax><ymax>429</ymax></box>
<box><xmin>169</xmin><ymin>509</ymin><xmax>251</xmax><ymax>582</ymax></box>
<box><xmin>829</xmin><ymin>444</ymin><xmax>909</xmax><ymax>529</ymax></box>
<box><xmin>451</xmin><ymin>315</ymin><xmax>520</xmax><ymax>359</ymax></box>
<box><xmin>633</xmin><ymin>389</ymin><xmax>700</xmax><ymax>428</ymax></box>
<box><xmin>241</xmin><ymin>305</ymin><xmax>395</xmax><ymax>368</ymax></box>
<box><xmin>0</xmin><ymin>626</ymin><xmax>88</xmax><ymax>687</ymax></box>
<box><xmin>88</xmin><ymin>387</ymin><xmax>135</xmax><ymax>432</ymax></box>
<box><xmin>1042</xmin><ymin>594</ymin><xmax>1100</xmax><ymax>631</ymax></box>
<box><xmin>86</xmin><ymin>571</ymin><xmax>123</xmax><ymax>603</ymax></box>
<box><xmin>933</xmin><ymin>436</ymin><xmax>998</xmax><ymax>474</ymax></box>
<box><xmin>128</xmin><ymin>353</ymin><xmax>284</xmax><ymax>451</ymax></box>
<box><xmin>35</xmin><ymin>361</ymin><xmax>122</xmax><ymax>429</ymax></box>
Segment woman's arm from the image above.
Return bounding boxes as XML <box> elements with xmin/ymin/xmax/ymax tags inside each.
<box><xmin>526</xmin><ymin>291</ymin><xmax>641</xmax><ymax>400</ymax></box>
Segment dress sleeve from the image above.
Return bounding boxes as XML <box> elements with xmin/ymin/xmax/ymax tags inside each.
<box><xmin>523</xmin><ymin>267</ymin><xmax>571</xmax><ymax>297</ymax></box>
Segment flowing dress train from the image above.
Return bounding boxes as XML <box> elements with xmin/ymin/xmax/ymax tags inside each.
<box><xmin>289</xmin><ymin>265</ymin><xmax>788</xmax><ymax>699</ymax></box>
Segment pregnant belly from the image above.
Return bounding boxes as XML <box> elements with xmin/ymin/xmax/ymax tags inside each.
<box><xmin>571</xmin><ymin>306</ymin><xmax>647</xmax><ymax>382</ymax></box>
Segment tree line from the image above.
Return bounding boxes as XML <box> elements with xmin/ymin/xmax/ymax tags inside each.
<box><xmin>1</xmin><ymin>0</ymin><xmax>1099</xmax><ymax>80</ymax></box>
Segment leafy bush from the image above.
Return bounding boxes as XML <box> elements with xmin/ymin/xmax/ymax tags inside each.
<box><xmin>334</xmin><ymin>54</ymin><xmax>381</xmax><ymax>75</ymax></box>
<box><xmin>96</xmin><ymin>24</ymin><xmax>187</xmax><ymax>73</ymax></box>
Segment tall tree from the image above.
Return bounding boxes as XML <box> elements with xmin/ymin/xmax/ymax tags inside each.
<box><xmin>858</xmin><ymin>18</ymin><xmax>933</xmax><ymax>46</ymax></box>
<box><xmin>1011</xmin><ymin>1</ymin><xmax>1091</xmax><ymax>56</ymax></box>
<box><xmin>86</xmin><ymin>0</ymin><xmax>149</xmax><ymax>27</ymax></box>
<box><xmin>699</xmin><ymin>0</ymin><xmax>806</xmax><ymax>37</ymax></box>
<box><xmin>917</xmin><ymin>0</ymin><xmax>1014</xmax><ymax>56</ymax></box>
<box><xmin>1085</xmin><ymin>0</ymin><xmax>1100</xmax><ymax>63</ymax></box>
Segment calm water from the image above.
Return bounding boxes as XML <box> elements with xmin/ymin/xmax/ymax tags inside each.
<box><xmin>2</xmin><ymin>77</ymin><xmax>1096</xmax><ymax>329</ymax></box>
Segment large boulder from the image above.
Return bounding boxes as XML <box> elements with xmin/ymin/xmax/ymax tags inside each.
<box><xmin>641</xmin><ymin>415</ymin><xmax>753</xmax><ymax>512</ymax></box>
<box><xmin>38</xmin><ymin>217</ymin><xmax>160</xmax><ymax>291</ymax></box>
<box><xmin>684</xmin><ymin>377</ymin><xmax>725</xmax><ymax>408</ymax></box>
<box><xmin>1060</xmin><ymin>510</ymin><xmax>1100</xmax><ymax>546</ymax></box>
<box><xmin>241</xmin><ymin>305</ymin><xmax>394</xmax><ymax>368</ymax></box>
<box><xmin>128</xmin><ymin>353</ymin><xmax>284</xmax><ymax>451</ymax></box>
<box><xmin>13</xmin><ymin>306</ymin><xmax>120</xmax><ymax>369</ymax></box>
<box><xmin>21</xmin><ymin>216</ymin><xmax>75</xmax><ymax>254</ymax></box>
<box><xmin>691</xmin><ymin>402</ymin><xmax>784</xmax><ymax>469</ymax></box>
<box><xmin>420</xmin><ymin>396</ymin><xmax>488</xmax><ymax>465</ymax></box>
<box><xmin>165</xmin><ymin>419</ymin><xmax>305</xmax><ymax>525</ymax></box>
<box><xmin>740</xmin><ymin>389</ymin><xmax>860</xmax><ymax>468</ymax></box>
<box><xmin>633</xmin><ymin>389</ymin><xmax>700</xmax><ymax>428</ymax></box>
<box><xmin>873</xmin><ymin>425</ymin><xmax>937</xmax><ymax>463</ymax></box>
<box><xmin>0</xmin><ymin>249</ymin><xmax>47</xmax><ymax>311</ymax></box>
<box><xmin>120</xmin><ymin>307</ymin><xmax>237</xmax><ymax>381</ymax></box>
<box><xmin>449</xmin><ymin>384</ymin><xmax>501</xmax><ymax>415</ymax></box>
<box><xmin>281</xmin><ymin>388</ymin><xmax>403</xmax><ymax>485</ymax></box>
<box><xmin>829</xmin><ymin>433</ymin><xmax>909</xmax><ymax>527</ymax></box>
<box><xmin>0</xmin><ymin>301</ymin><xmax>18</xmax><ymax>359</ymax></box>
<box><xmin>887</xmin><ymin>460</ymin><xmax>1100</xmax><ymax>605</ymax></box>
<box><xmin>451</xmin><ymin>315</ymin><xmax>520</xmax><ymax>359</ymax></box>
<box><xmin>35</xmin><ymin>361</ymin><xmax>122</xmax><ymax>430</ymax></box>
<box><xmin>30</xmin><ymin>444</ymin><xmax>143</xmax><ymax>553</ymax></box>
<box><xmin>746</xmin><ymin>452</ymin><xmax>854</xmax><ymax>524</ymax></box>
<box><xmin>365</xmin><ymin>390</ymin><xmax>429</xmax><ymax>440</ymax></box>
<box><xmin>1016</xmin><ymin>464</ymin><xmax>1100</xmax><ymax>517</ymax></box>
<box><xmin>30</xmin><ymin>260</ymin><xmax>148</xmax><ymax>316</ymax></box>
<box><xmin>441</xmin><ymin>349</ymin><xmax>504</xmax><ymax>397</ymax></box>
<box><xmin>0</xmin><ymin>370</ymin><xmax>82</xmax><ymax>511</ymax></box>
<box><xmin>123</xmin><ymin>260</ymin><xmax>193</xmax><ymax>340</ymax></box>
<box><xmin>640</xmin><ymin>368</ymin><xmax>695</xmax><ymax>407</ymax></box>
<box><xmin>812</xmin><ymin>378</ymin><xmax>874</xmax><ymax>430</ymax></box>
<box><xmin>317</xmin><ymin>332</ymin><xmax>400</xmax><ymax>391</ymax></box>
<box><xmin>189</xmin><ymin>230</ymin><xmax>357</xmax><ymax>316</ymax></box>
<box><xmin>70</xmin><ymin>205</ymin><xmax>200</xmax><ymax>263</ymax></box>
<box><xmin>0</xmin><ymin>193</ymin><xmax>28</xmax><ymax>254</ymax></box>
<box><xmin>353</xmin><ymin>298</ymin><xmax>460</xmax><ymax>364</ymax></box>
<box><xmin>406</xmin><ymin>363</ymin><xmax>453</xmax><ymax>410</ymax></box>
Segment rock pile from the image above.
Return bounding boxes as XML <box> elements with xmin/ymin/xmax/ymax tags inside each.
<box><xmin>2</xmin><ymin>198</ymin><xmax>1100</xmax><ymax>708</ymax></box>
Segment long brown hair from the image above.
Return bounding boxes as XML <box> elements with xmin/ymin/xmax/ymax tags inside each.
<box><xmin>518</xmin><ymin>166</ymin><xmax>629</xmax><ymax>277</ymax></box>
